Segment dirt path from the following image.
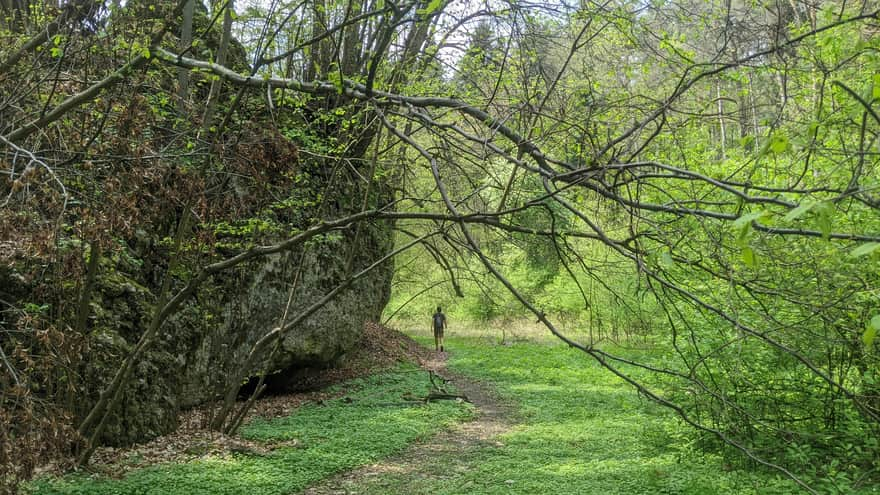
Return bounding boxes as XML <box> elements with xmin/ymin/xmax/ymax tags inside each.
<box><xmin>302</xmin><ymin>352</ymin><xmax>513</xmax><ymax>495</ymax></box>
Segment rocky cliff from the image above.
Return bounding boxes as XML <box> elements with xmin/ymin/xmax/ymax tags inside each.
<box><xmin>0</xmin><ymin>0</ymin><xmax>395</xmax><ymax>449</ymax></box>
<box><xmin>71</xmin><ymin>206</ymin><xmax>392</xmax><ymax>445</ymax></box>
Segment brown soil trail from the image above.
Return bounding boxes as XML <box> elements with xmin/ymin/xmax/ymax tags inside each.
<box><xmin>302</xmin><ymin>351</ymin><xmax>514</xmax><ymax>495</ymax></box>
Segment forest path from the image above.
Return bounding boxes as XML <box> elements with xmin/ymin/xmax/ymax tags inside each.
<box><xmin>302</xmin><ymin>351</ymin><xmax>514</xmax><ymax>494</ymax></box>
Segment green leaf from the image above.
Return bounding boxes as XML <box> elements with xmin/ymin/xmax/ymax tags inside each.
<box><xmin>849</xmin><ymin>242</ymin><xmax>880</xmax><ymax>258</ymax></box>
<box><xmin>659</xmin><ymin>251</ymin><xmax>675</xmax><ymax>269</ymax></box>
<box><xmin>420</xmin><ymin>0</ymin><xmax>444</xmax><ymax>15</ymax></box>
<box><xmin>813</xmin><ymin>201</ymin><xmax>834</xmax><ymax>240</ymax></box>
<box><xmin>733</xmin><ymin>210</ymin><xmax>769</xmax><ymax>248</ymax></box>
<box><xmin>769</xmin><ymin>133</ymin><xmax>789</xmax><ymax>153</ymax></box>
<box><xmin>736</xmin><ymin>225</ymin><xmax>750</xmax><ymax>248</ymax></box>
<box><xmin>783</xmin><ymin>202</ymin><xmax>815</xmax><ymax>222</ymax></box>
<box><xmin>874</xmin><ymin>74</ymin><xmax>880</xmax><ymax>100</ymax></box>
<box><xmin>741</xmin><ymin>246</ymin><xmax>756</xmax><ymax>267</ymax></box>
<box><xmin>328</xmin><ymin>70</ymin><xmax>344</xmax><ymax>94</ymax></box>
<box><xmin>863</xmin><ymin>315</ymin><xmax>880</xmax><ymax>347</ymax></box>
<box><xmin>732</xmin><ymin>211</ymin><xmax>768</xmax><ymax>229</ymax></box>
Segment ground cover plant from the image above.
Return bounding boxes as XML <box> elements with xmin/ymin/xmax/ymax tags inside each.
<box><xmin>342</xmin><ymin>327</ymin><xmax>877</xmax><ymax>495</ymax></box>
<box><xmin>26</xmin><ymin>364</ymin><xmax>472</xmax><ymax>495</ymax></box>
<box><xmin>21</xmin><ymin>323</ymin><xmax>879</xmax><ymax>494</ymax></box>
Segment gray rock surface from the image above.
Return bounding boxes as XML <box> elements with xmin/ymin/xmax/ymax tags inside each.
<box><xmin>81</xmin><ymin>219</ymin><xmax>392</xmax><ymax>446</ymax></box>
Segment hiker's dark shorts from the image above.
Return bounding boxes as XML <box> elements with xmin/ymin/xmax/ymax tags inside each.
<box><xmin>433</xmin><ymin>326</ymin><xmax>444</xmax><ymax>338</ymax></box>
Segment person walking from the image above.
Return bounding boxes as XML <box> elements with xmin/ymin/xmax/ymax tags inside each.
<box><xmin>432</xmin><ymin>306</ymin><xmax>447</xmax><ymax>352</ymax></box>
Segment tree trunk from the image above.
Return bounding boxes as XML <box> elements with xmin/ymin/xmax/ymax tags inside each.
<box><xmin>177</xmin><ymin>0</ymin><xmax>194</xmax><ymax>115</ymax></box>
<box><xmin>716</xmin><ymin>83</ymin><xmax>726</xmax><ymax>159</ymax></box>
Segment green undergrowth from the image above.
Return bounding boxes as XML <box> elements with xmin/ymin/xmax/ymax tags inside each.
<box><xmin>353</xmin><ymin>334</ymin><xmax>813</xmax><ymax>495</ymax></box>
<box><xmin>27</xmin><ymin>364</ymin><xmax>473</xmax><ymax>495</ymax></box>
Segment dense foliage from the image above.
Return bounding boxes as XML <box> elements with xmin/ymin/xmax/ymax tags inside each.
<box><xmin>383</xmin><ymin>1</ymin><xmax>880</xmax><ymax>490</ymax></box>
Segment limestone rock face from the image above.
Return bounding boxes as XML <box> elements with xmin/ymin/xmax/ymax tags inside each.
<box><xmin>177</xmin><ymin>224</ymin><xmax>393</xmax><ymax>409</ymax></box>
<box><xmin>81</xmin><ymin>220</ymin><xmax>392</xmax><ymax>445</ymax></box>
<box><xmin>80</xmin><ymin>262</ymin><xmax>189</xmax><ymax>446</ymax></box>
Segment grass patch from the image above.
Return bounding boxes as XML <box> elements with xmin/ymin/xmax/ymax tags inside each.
<box><xmin>351</xmin><ymin>334</ymin><xmax>809</xmax><ymax>495</ymax></box>
<box><xmin>27</xmin><ymin>364</ymin><xmax>473</xmax><ymax>495</ymax></box>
